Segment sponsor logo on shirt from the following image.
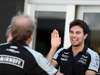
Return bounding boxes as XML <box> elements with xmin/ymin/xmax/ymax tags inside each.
<box><xmin>10</xmin><ymin>46</ymin><xmax>18</xmax><ymax>49</ymax></box>
<box><xmin>94</xmin><ymin>54</ymin><xmax>99</xmax><ymax>68</ymax></box>
<box><xmin>5</xmin><ymin>48</ymin><xmax>20</xmax><ymax>54</ymax></box>
<box><xmin>0</xmin><ymin>55</ymin><xmax>24</xmax><ymax>68</ymax></box>
<box><xmin>81</xmin><ymin>55</ymin><xmax>88</xmax><ymax>58</ymax></box>
<box><xmin>64</xmin><ymin>52</ymin><xmax>69</xmax><ymax>55</ymax></box>
<box><xmin>78</xmin><ymin>55</ymin><xmax>88</xmax><ymax>65</ymax></box>
<box><xmin>61</xmin><ymin>53</ymin><xmax>69</xmax><ymax>61</ymax></box>
<box><xmin>61</xmin><ymin>58</ymin><xmax>68</xmax><ymax>61</ymax></box>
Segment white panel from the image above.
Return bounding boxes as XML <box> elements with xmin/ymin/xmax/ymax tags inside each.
<box><xmin>24</xmin><ymin>3</ymin><xmax>36</xmax><ymax>49</ymax></box>
<box><xmin>77</xmin><ymin>5</ymin><xmax>100</xmax><ymax>19</ymax></box>
<box><xmin>64</xmin><ymin>5</ymin><xmax>75</xmax><ymax>48</ymax></box>
<box><xmin>35</xmin><ymin>5</ymin><xmax>67</xmax><ymax>12</ymax></box>
<box><xmin>28</xmin><ymin>0</ymin><xmax>100</xmax><ymax>5</ymax></box>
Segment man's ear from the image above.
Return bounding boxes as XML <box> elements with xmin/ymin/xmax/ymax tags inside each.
<box><xmin>84</xmin><ymin>34</ymin><xmax>88</xmax><ymax>40</ymax></box>
<box><xmin>9</xmin><ymin>32</ymin><xmax>12</xmax><ymax>37</ymax></box>
<box><xmin>7</xmin><ymin>32</ymin><xmax>12</xmax><ymax>42</ymax></box>
<box><xmin>30</xmin><ymin>34</ymin><xmax>33</xmax><ymax>39</ymax></box>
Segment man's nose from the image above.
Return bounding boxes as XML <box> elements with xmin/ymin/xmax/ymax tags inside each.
<box><xmin>72</xmin><ymin>33</ymin><xmax>76</xmax><ymax>37</ymax></box>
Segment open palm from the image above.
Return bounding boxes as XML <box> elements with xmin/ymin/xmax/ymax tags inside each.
<box><xmin>51</xmin><ymin>29</ymin><xmax>61</xmax><ymax>48</ymax></box>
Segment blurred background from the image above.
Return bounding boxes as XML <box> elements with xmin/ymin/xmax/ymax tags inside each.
<box><xmin>0</xmin><ymin>0</ymin><xmax>100</xmax><ymax>74</ymax></box>
<box><xmin>0</xmin><ymin>0</ymin><xmax>24</xmax><ymax>43</ymax></box>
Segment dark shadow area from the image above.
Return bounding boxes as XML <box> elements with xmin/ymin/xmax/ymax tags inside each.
<box><xmin>36</xmin><ymin>18</ymin><xmax>65</xmax><ymax>56</ymax></box>
<box><xmin>0</xmin><ymin>0</ymin><xmax>24</xmax><ymax>43</ymax></box>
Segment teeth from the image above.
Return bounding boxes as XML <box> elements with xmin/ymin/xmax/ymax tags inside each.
<box><xmin>72</xmin><ymin>39</ymin><xmax>77</xmax><ymax>41</ymax></box>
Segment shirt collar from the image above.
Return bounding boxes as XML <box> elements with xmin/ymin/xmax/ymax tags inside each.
<box><xmin>67</xmin><ymin>46</ymin><xmax>72</xmax><ymax>52</ymax></box>
<box><xmin>81</xmin><ymin>45</ymin><xmax>88</xmax><ymax>53</ymax></box>
<box><xmin>10</xmin><ymin>39</ymin><xmax>28</xmax><ymax>46</ymax></box>
<box><xmin>67</xmin><ymin>45</ymin><xmax>88</xmax><ymax>54</ymax></box>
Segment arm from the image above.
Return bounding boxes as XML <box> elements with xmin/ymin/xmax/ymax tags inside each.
<box><xmin>24</xmin><ymin>46</ymin><xmax>63</xmax><ymax>75</ymax></box>
<box><xmin>46</xmin><ymin>29</ymin><xmax>61</xmax><ymax>67</ymax></box>
<box><xmin>85</xmin><ymin>70</ymin><xmax>96</xmax><ymax>75</ymax></box>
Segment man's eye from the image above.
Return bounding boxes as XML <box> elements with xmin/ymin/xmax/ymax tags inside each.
<box><xmin>70</xmin><ymin>31</ymin><xmax>73</xmax><ymax>33</ymax></box>
<box><xmin>76</xmin><ymin>31</ymin><xmax>81</xmax><ymax>34</ymax></box>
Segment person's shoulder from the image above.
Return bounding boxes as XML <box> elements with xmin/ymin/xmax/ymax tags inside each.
<box><xmin>57</xmin><ymin>46</ymin><xmax>70</xmax><ymax>53</ymax></box>
<box><xmin>0</xmin><ymin>42</ymin><xmax>10</xmax><ymax>50</ymax></box>
<box><xmin>23</xmin><ymin>46</ymin><xmax>46</xmax><ymax>63</ymax></box>
<box><xmin>0</xmin><ymin>42</ymin><xmax>8</xmax><ymax>46</ymax></box>
<box><xmin>0</xmin><ymin>42</ymin><xmax>9</xmax><ymax>48</ymax></box>
<box><xmin>23</xmin><ymin>46</ymin><xmax>43</xmax><ymax>57</ymax></box>
<box><xmin>87</xmin><ymin>48</ymin><xmax>99</xmax><ymax>57</ymax></box>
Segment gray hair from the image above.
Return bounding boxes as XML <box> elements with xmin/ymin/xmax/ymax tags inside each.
<box><xmin>5</xmin><ymin>25</ymin><xmax>11</xmax><ymax>39</ymax></box>
<box><xmin>10</xmin><ymin>13</ymin><xmax>35</xmax><ymax>42</ymax></box>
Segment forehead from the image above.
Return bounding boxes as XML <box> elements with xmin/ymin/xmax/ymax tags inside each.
<box><xmin>70</xmin><ymin>25</ymin><xmax>83</xmax><ymax>32</ymax></box>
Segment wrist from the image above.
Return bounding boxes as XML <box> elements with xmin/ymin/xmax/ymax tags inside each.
<box><xmin>51</xmin><ymin>46</ymin><xmax>58</xmax><ymax>50</ymax></box>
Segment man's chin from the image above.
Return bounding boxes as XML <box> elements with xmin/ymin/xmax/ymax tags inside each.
<box><xmin>72</xmin><ymin>44</ymin><xmax>79</xmax><ymax>47</ymax></box>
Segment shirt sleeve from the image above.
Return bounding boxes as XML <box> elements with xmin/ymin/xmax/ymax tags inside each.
<box><xmin>24</xmin><ymin>46</ymin><xmax>58</xmax><ymax>75</ymax></box>
<box><xmin>37</xmin><ymin>53</ymin><xmax>58</xmax><ymax>75</ymax></box>
<box><xmin>88</xmin><ymin>51</ymin><xmax>99</xmax><ymax>72</ymax></box>
<box><xmin>53</xmin><ymin>48</ymin><xmax>64</xmax><ymax>63</ymax></box>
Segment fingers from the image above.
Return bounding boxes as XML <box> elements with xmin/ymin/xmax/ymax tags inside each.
<box><xmin>51</xmin><ymin>29</ymin><xmax>61</xmax><ymax>48</ymax></box>
<box><xmin>52</xmin><ymin>29</ymin><xmax>59</xmax><ymax>38</ymax></box>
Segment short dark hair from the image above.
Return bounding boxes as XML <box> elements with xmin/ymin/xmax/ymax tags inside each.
<box><xmin>69</xmin><ymin>19</ymin><xmax>89</xmax><ymax>34</ymax></box>
<box><xmin>69</xmin><ymin>19</ymin><xmax>90</xmax><ymax>43</ymax></box>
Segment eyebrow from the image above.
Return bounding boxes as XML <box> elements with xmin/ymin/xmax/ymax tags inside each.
<box><xmin>76</xmin><ymin>31</ymin><xmax>81</xmax><ymax>33</ymax></box>
<box><xmin>70</xmin><ymin>30</ymin><xmax>81</xmax><ymax>33</ymax></box>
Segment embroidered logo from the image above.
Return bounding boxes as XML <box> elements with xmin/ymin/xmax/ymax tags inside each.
<box><xmin>10</xmin><ymin>46</ymin><xmax>18</xmax><ymax>49</ymax></box>
<box><xmin>61</xmin><ymin>53</ymin><xmax>69</xmax><ymax>61</ymax></box>
<box><xmin>5</xmin><ymin>48</ymin><xmax>20</xmax><ymax>54</ymax></box>
<box><xmin>78</xmin><ymin>55</ymin><xmax>88</xmax><ymax>65</ymax></box>
<box><xmin>0</xmin><ymin>55</ymin><xmax>24</xmax><ymax>68</ymax></box>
